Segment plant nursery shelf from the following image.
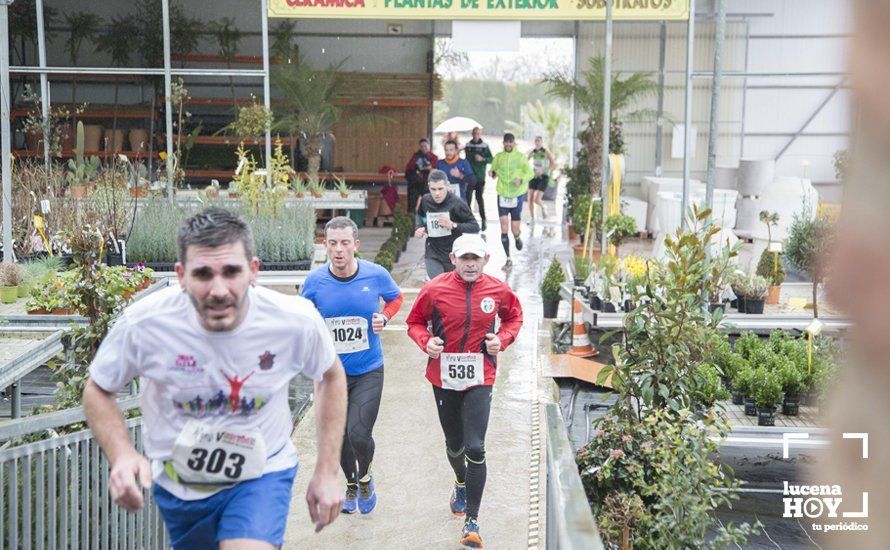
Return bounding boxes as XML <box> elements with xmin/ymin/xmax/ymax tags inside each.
<box><xmin>11</xmin><ymin>108</ymin><xmax>154</xmax><ymax>119</ymax></box>
<box><xmin>12</xmin><ymin>150</ymin><xmax>158</xmax><ymax>159</ymax></box>
<box><xmin>168</xmin><ymin>135</ymin><xmax>296</xmax><ymax>146</ymax></box>
<box><xmin>184</xmin><ymin>169</ymin><xmax>403</xmax><ymax>183</ymax></box>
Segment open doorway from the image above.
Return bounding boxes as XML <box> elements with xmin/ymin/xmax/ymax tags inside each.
<box><xmin>434</xmin><ymin>36</ymin><xmax>575</xmax><ymax>207</ymax></box>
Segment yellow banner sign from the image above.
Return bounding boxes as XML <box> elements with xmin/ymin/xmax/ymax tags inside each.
<box><xmin>269</xmin><ymin>0</ymin><xmax>689</xmax><ymax>21</ymax></box>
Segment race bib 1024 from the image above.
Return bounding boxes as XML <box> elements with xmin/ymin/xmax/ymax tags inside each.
<box><xmin>326</xmin><ymin>316</ymin><xmax>370</xmax><ymax>354</ymax></box>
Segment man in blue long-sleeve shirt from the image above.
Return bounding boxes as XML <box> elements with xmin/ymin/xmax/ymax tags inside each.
<box><xmin>436</xmin><ymin>140</ymin><xmax>476</xmax><ymax>203</ymax></box>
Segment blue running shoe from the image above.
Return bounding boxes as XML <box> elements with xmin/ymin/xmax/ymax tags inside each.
<box><xmin>450</xmin><ymin>483</ymin><xmax>467</xmax><ymax>516</ymax></box>
<box><xmin>358</xmin><ymin>477</ymin><xmax>377</xmax><ymax>514</ymax></box>
<box><xmin>342</xmin><ymin>484</ymin><xmax>358</xmax><ymax>514</ymax></box>
<box><xmin>461</xmin><ymin>518</ymin><xmax>484</xmax><ymax>548</ymax></box>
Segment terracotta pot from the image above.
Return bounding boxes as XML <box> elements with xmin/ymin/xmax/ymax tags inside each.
<box><xmin>129</xmin><ymin>188</ymin><xmax>148</xmax><ymax>198</ymax></box>
<box><xmin>340</xmin><ymin>193</ymin><xmax>349</xmax><ymax>199</ymax></box>
<box><xmin>122</xmin><ymin>290</ymin><xmax>134</xmax><ymax>299</ymax></box>
<box><xmin>366</xmin><ymin>193</ymin><xmax>381</xmax><ymax>221</ymax></box>
<box><xmin>52</xmin><ymin>308</ymin><xmax>77</xmax><ymax>315</ymax></box>
<box><xmin>83</xmin><ymin>124</ymin><xmax>103</xmax><ymax>152</ymax></box>
<box><xmin>128</xmin><ymin>129</ymin><xmax>149</xmax><ymax>153</ymax></box>
<box><xmin>104</xmin><ymin>129</ymin><xmax>126</xmax><ymax>153</ymax></box>
<box><xmin>70</xmin><ymin>185</ymin><xmax>88</xmax><ymax>199</ymax></box>
<box><xmin>24</xmin><ymin>131</ymin><xmax>44</xmax><ymax>153</ymax></box>
<box><xmin>766</xmin><ymin>285</ymin><xmax>781</xmax><ymax>305</ymax></box>
<box><xmin>568</xmin><ymin>223</ymin><xmax>580</xmax><ymax>242</ymax></box>
<box><xmin>28</xmin><ymin>308</ymin><xmax>50</xmax><ymax>315</ymax></box>
<box><xmin>572</xmin><ymin>243</ymin><xmax>601</xmax><ymax>263</ymax></box>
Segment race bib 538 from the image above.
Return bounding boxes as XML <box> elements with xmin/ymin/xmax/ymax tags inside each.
<box><xmin>440</xmin><ymin>353</ymin><xmax>485</xmax><ymax>391</ymax></box>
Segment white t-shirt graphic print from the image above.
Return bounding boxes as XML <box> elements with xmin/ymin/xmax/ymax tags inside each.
<box><xmin>89</xmin><ymin>285</ymin><xmax>337</xmax><ymax>500</ymax></box>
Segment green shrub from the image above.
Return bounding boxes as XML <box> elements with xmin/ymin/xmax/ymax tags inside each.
<box><xmin>696</xmin><ymin>364</ymin><xmax>731</xmax><ymax>407</ymax></box>
<box><xmin>571</xmin><ymin>194</ymin><xmax>602</xmax><ymax>239</ymax></box>
<box><xmin>541</xmin><ymin>258</ymin><xmax>565</xmax><ymax>302</ymax></box>
<box><xmin>777</xmin><ymin>360</ymin><xmax>807</xmax><ymax>397</ymax></box>
<box><xmin>734</xmin><ymin>332</ymin><xmax>763</xmax><ymax>361</ymax></box>
<box><xmin>604</xmin><ymin>213</ymin><xmax>637</xmax><ymax>251</ymax></box>
<box><xmin>752</xmin><ymin>368</ymin><xmax>784</xmax><ymax>409</ymax></box>
<box><xmin>756</xmin><ymin>248</ymin><xmax>786</xmax><ymax>286</ymax></box>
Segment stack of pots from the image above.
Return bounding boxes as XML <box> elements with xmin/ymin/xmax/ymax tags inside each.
<box><xmin>735</xmin><ymin>159</ymin><xmax>775</xmax><ymax>234</ymax></box>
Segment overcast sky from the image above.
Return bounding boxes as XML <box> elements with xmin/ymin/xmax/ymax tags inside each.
<box><xmin>437</xmin><ymin>37</ymin><xmax>575</xmax><ymax>83</ymax></box>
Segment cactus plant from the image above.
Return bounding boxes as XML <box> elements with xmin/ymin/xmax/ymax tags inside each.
<box><xmin>66</xmin><ymin>121</ymin><xmax>100</xmax><ymax>196</ymax></box>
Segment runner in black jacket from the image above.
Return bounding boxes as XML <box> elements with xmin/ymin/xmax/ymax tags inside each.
<box><xmin>414</xmin><ymin>169</ymin><xmax>480</xmax><ymax>279</ymax></box>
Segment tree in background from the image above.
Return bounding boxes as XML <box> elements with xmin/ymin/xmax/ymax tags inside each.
<box><xmin>544</xmin><ymin>56</ymin><xmax>658</xmax><ymax>195</ymax></box>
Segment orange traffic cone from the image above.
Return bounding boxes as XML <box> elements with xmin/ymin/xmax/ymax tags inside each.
<box><xmin>568</xmin><ymin>298</ymin><xmax>598</xmax><ymax>357</ymax></box>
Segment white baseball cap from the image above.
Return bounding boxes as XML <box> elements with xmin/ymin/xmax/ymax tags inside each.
<box><xmin>452</xmin><ymin>234</ymin><xmax>488</xmax><ymax>258</ymax></box>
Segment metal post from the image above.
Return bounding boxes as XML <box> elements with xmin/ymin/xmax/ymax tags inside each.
<box><xmin>572</xmin><ymin>20</ymin><xmax>581</xmax><ymax>163</ymax></box>
<box><xmin>36</xmin><ymin>0</ymin><xmax>50</xmax><ymax>169</ymax></box>
<box><xmin>739</xmin><ymin>21</ymin><xmax>750</xmax><ymax>159</ymax></box>
<box><xmin>654</xmin><ymin>21</ymin><xmax>666</xmax><ymax>176</ymax></box>
<box><xmin>705</xmin><ymin>0</ymin><xmax>726</xmax><ymax>211</ymax></box>
<box><xmin>261</xmin><ymin>0</ymin><xmax>272</xmax><ymax>188</ymax></box>
<box><xmin>681</xmin><ymin>0</ymin><xmax>696</xmax><ymax>230</ymax></box>
<box><xmin>1</xmin><ymin>0</ymin><xmax>13</xmax><ymax>263</ymax></box>
<box><xmin>162</xmin><ymin>0</ymin><xmax>175</xmax><ymax>197</ymax></box>
<box><xmin>10</xmin><ymin>382</ymin><xmax>21</xmax><ymax>419</ymax></box>
<box><xmin>600</xmin><ymin>0</ymin><xmax>613</xmax><ymax>258</ymax></box>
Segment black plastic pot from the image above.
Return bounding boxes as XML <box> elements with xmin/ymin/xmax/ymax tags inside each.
<box><xmin>589</xmin><ymin>294</ymin><xmax>602</xmax><ymax>311</ymax></box>
<box><xmin>623</xmin><ymin>299</ymin><xmax>634</xmax><ymax>313</ymax></box>
<box><xmin>104</xmin><ymin>253</ymin><xmax>124</xmax><ymax>267</ymax></box>
<box><xmin>542</xmin><ymin>299</ymin><xmax>559</xmax><ymax>319</ymax></box>
<box><xmin>757</xmin><ymin>407</ymin><xmax>777</xmax><ymax>426</ymax></box>
<box><xmin>603</xmin><ymin>302</ymin><xmax>617</xmax><ymax>313</ymax></box>
<box><xmin>737</xmin><ymin>297</ymin><xmax>747</xmax><ymax>313</ymax></box>
<box><xmin>732</xmin><ymin>391</ymin><xmax>744</xmax><ymax>406</ymax></box>
<box><xmin>730</xmin><ymin>298</ymin><xmax>738</xmax><ymax>309</ymax></box>
<box><xmin>573</xmin><ymin>277</ymin><xmax>585</xmax><ymax>287</ymax></box>
<box><xmin>708</xmin><ymin>302</ymin><xmax>725</xmax><ymax>315</ymax></box>
<box><xmin>259</xmin><ymin>260</ymin><xmax>313</xmax><ymax>271</ymax></box>
<box><xmin>783</xmin><ymin>394</ymin><xmax>801</xmax><ymax>416</ymax></box>
<box><xmin>744</xmin><ymin>397</ymin><xmax>757</xmax><ymax>416</ymax></box>
<box><xmin>746</xmin><ymin>299</ymin><xmax>765</xmax><ymax>314</ymax></box>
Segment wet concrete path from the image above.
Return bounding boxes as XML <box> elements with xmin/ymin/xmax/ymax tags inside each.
<box><xmin>284</xmin><ymin>185</ymin><xmax>565</xmax><ymax>548</ymax></box>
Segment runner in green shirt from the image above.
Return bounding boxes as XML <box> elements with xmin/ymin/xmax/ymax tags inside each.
<box><xmin>527</xmin><ymin>136</ymin><xmax>557</xmax><ymax>222</ymax></box>
<box><xmin>489</xmin><ymin>133</ymin><xmax>534</xmax><ymax>270</ymax></box>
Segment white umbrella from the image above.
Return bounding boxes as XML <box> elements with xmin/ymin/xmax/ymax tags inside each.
<box><xmin>434</xmin><ymin>116</ymin><xmax>482</xmax><ymax>134</ymax></box>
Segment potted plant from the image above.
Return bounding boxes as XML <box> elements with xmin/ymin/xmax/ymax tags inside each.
<box><xmin>604</xmin><ymin>213</ymin><xmax>637</xmax><ymax>257</ymax></box>
<box><xmin>742</xmin><ymin>274</ymin><xmax>769</xmax><ymax>314</ymax></box>
<box><xmin>752</xmin><ymin>368</ymin><xmax>784</xmax><ymax>426</ymax></box>
<box><xmin>777</xmin><ymin>359</ymin><xmax>807</xmax><ymax>416</ymax></box>
<box><xmin>708</xmin><ymin>240</ymin><xmax>739</xmax><ymax>313</ymax></box>
<box><xmin>292</xmin><ymin>177</ymin><xmax>307</xmax><ymax>199</ymax></box>
<box><xmin>756</xmin><ymin>211</ymin><xmax>786</xmax><ymax>305</ymax></box>
<box><xmin>573</xmin><ymin>255</ymin><xmax>593</xmax><ymax>289</ymax></box>
<box><xmin>696</xmin><ymin>364</ymin><xmax>731</xmax><ymax>411</ymax></box>
<box><xmin>307</xmin><ymin>174</ymin><xmax>325</xmax><ymax>199</ymax></box>
<box><xmin>785</xmin><ymin>205</ymin><xmax>835</xmax><ymax>318</ymax></box>
<box><xmin>732</xmin><ymin>366</ymin><xmax>756</xmax><ymax>411</ymax></box>
<box><xmin>0</xmin><ymin>262</ymin><xmax>23</xmax><ymax>303</ymax></box>
<box><xmin>332</xmin><ymin>174</ymin><xmax>350</xmax><ymax>199</ymax></box>
<box><xmin>67</xmin><ymin>122</ymin><xmax>101</xmax><ymax>198</ymax></box>
<box><xmin>730</xmin><ymin>271</ymin><xmax>748</xmax><ymax>313</ymax></box>
<box><xmin>541</xmin><ymin>258</ymin><xmax>565</xmax><ymax>319</ymax></box>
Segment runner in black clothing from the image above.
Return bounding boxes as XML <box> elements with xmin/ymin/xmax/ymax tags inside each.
<box><xmin>414</xmin><ymin>169</ymin><xmax>480</xmax><ymax>279</ymax></box>
<box><xmin>464</xmin><ymin>127</ymin><xmax>493</xmax><ymax>231</ymax></box>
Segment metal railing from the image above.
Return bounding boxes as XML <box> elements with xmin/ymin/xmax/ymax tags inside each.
<box><xmin>0</xmin><ymin>407</ymin><xmax>167</xmax><ymax>549</ymax></box>
<box><xmin>544</xmin><ymin>403</ymin><xmax>603</xmax><ymax>550</ymax></box>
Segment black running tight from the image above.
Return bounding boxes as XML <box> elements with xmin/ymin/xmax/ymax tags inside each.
<box><xmin>432</xmin><ymin>384</ymin><xmax>492</xmax><ymax>520</ymax></box>
<box><xmin>341</xmin><ymin>367</ymin><xmax>385</xmax><ymax>484</ymax></box>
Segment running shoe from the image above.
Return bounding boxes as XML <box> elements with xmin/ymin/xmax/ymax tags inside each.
<box><xmin>515</xmin><ymin>236</ymin><xmax>523</xmax><ymax>251</ymax></box>
<box><xmin>461</xmin><ymin>518</ymin><xmax>484</xmax><ymax>548</ymax></box>
<box><xmin>481</xmin><ymin>220</ymin><xmax>487</xmax><ymax>231</ymax></box>
<box><xmin>342</xmin><ymin>484</ymin><xmax>358</xmax><ymax>514</ymax></box>
<box><xmin>503</xmin><ymin>258</ymin><xmax>513</xmax><ymax>270</ymax></box>
<box><xmin>450</xmin><ymin>483</ymin><xmax>468</xmax><ymax>516</ymax></box>
<box><xmin>358</xmin><ymin>476</ymin><xmax>377</xmax><ymax>514</ymax></box>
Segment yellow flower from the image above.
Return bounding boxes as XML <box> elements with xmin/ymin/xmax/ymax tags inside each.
<box><xmin>159</xmin><ymin>152</ymin><xmax>167</xmax><ymax>160</ymax></box>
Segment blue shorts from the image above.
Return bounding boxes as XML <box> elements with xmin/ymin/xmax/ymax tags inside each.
<box><xmin>497</xmin><ymin>194</ymin><xmax>525</xmax><ymax>220</ymax></box>
<box><xmin>153</xmin><ymin>466</ymin><xmax>297</xmax><ymax>549</ymax></box>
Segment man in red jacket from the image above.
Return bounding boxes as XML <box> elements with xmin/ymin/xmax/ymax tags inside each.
<box><xmin>406</xmin><ymin>234</ymin><xmax>523</xmax><ymax>549</ymax></box>
<box><xmin>405</xmin><ymin>138</ymin><xmax>439</xmax><ymax>214</ymax></box>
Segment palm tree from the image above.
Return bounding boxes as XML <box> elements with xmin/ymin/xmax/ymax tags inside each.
<box><xmin>544</xmin><ymin>57</ymin><xmax>658</xmax><ymax>195</ymax></box>
<box><xmin>272</xmin><ymin>48</ymin><xmax>378</xmax><ymax>177</ymax></box>
<box><xmin>272</xmin><ymin>51</ymin><xmax>346</xmax><ymax>180</ymax></box>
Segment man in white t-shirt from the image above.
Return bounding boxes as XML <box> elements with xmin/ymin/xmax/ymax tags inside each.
<box><xmin>83</xmin><ymin>207</ymin><xmax>348</xmax><ymax>549</ymax></box>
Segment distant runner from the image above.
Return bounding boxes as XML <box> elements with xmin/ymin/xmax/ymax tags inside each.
<box><xmin>527</xmin><ymin>136</ymin><xmax>556</xmax><ymax>222</ymax></box>
<box><xmin>464</xmin><ymin>127</ymin><xmax>494</xmax><ymax>230</ymax></box>
<box><xmin>490</xmin><ymin>133</ymin><xmax>534</xmax><ymax>269</ymax></box>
